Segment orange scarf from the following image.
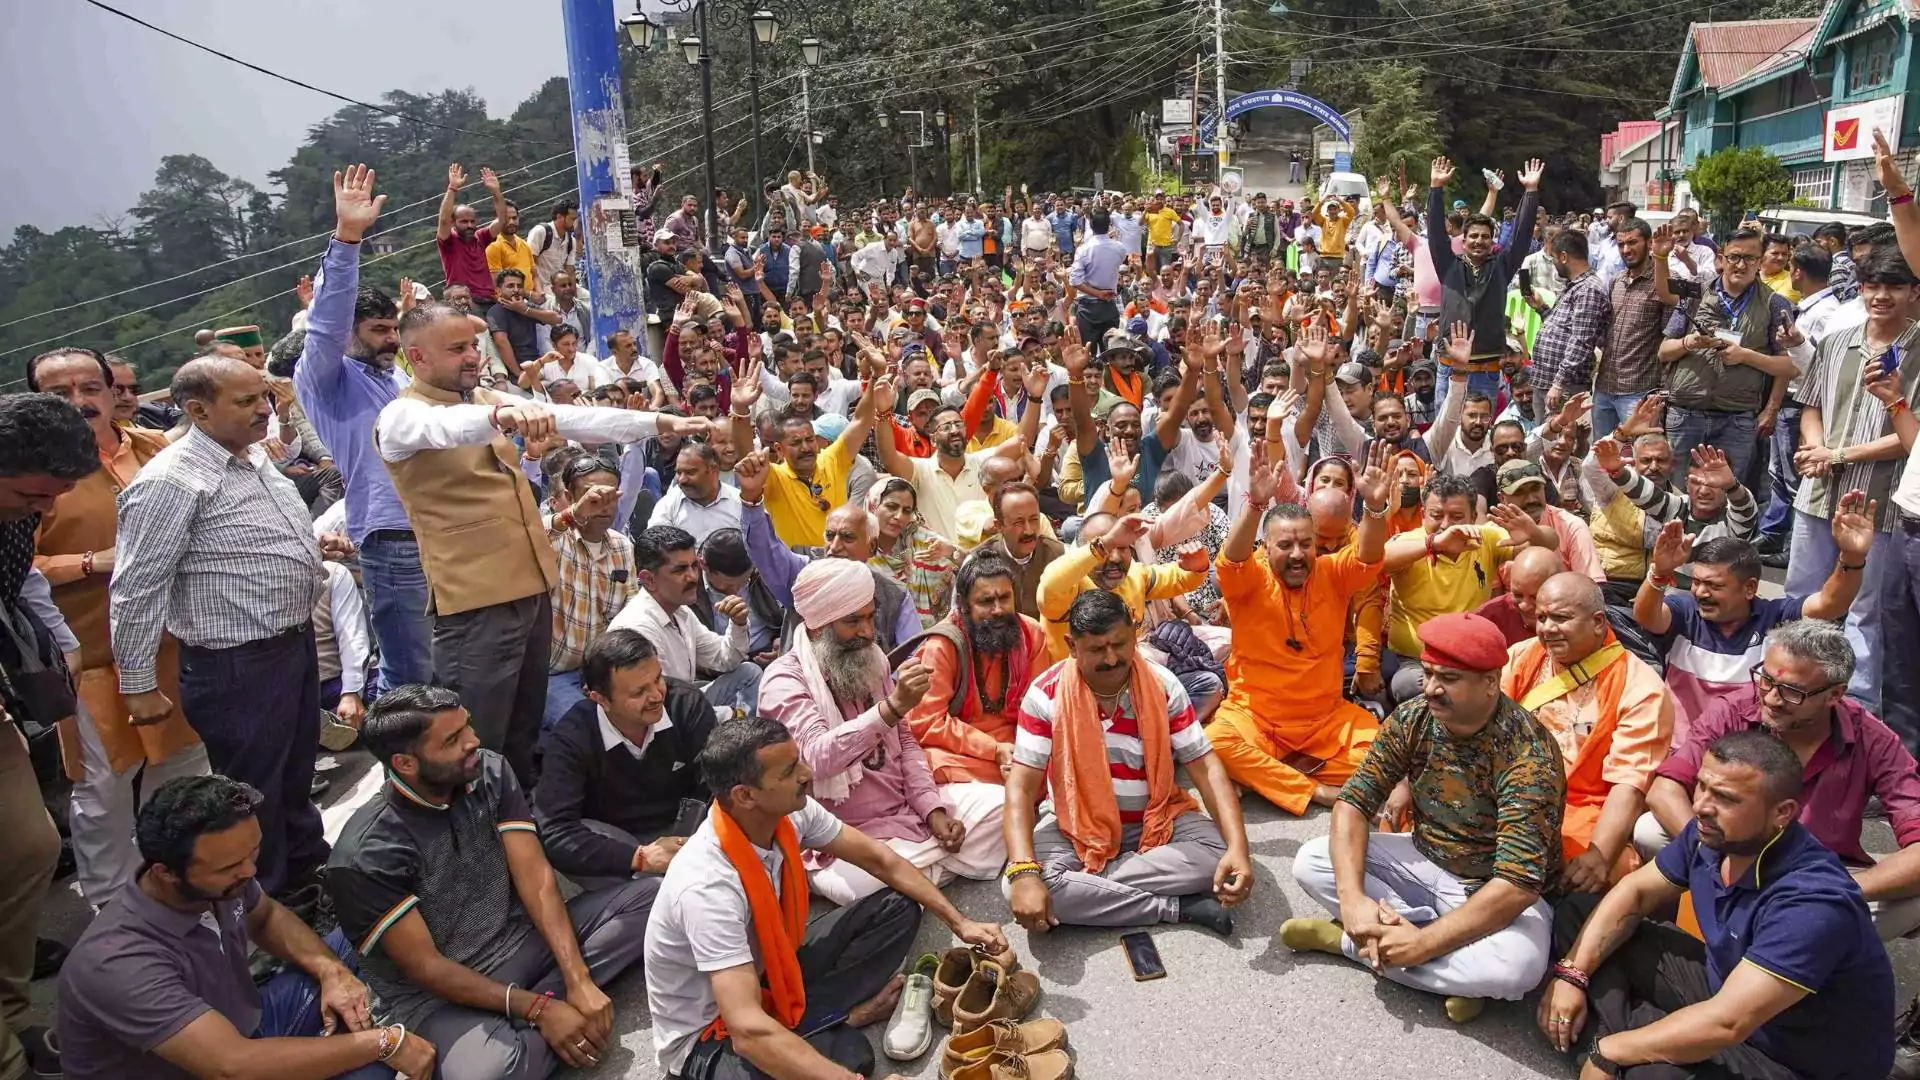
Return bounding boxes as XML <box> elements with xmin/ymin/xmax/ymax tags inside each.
<box><xmin>704</xmin><ymin>802</ymin><xmax>809</xmax><ymax>1037</ymax></box>
<box><xmin>1105</xmin><ymin>367</ymin><xmax>1144</xmax><ymax>409</ymax></box>
<box><xmin>1049</xmin><ymin>660</ymin><xmax>1196</xmax><ymax>874</ymax></box>
<box><xmin>1501</xmin><ymin>633</ymin><xmax>1631</xmax><ymax>863</ymax></box>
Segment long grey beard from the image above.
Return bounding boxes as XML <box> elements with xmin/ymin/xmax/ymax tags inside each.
<box><xmin>818</xmin><ymin>635</ymin><xmax>883</xmax><ymax>706</ymax></box>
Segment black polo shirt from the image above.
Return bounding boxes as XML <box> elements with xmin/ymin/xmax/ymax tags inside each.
<box><xmin>327</xmin><ymin>750</ymin><xmax>535</xmax><ymax>1028</ymax></box>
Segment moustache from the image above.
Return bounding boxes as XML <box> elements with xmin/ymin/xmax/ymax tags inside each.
<box><xmin>1094</xmin><ymin>660</ymin><xmax>1128</xmax><ymax>672</ymax></box>
<box><xmin>78</xmin><ymin>405</ymin><xmax>101</xmax><ymax>419</ymax></box>
<box><xmin>1425</xmin><ymin>691</ymin><xmax>1452</xmax><ymax>709</ymax></box>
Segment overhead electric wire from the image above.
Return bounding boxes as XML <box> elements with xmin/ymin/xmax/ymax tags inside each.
<box><xmin>75</xmin><ymin>0</ymin><xmax>568</xmax><ymax>150</ymax></box>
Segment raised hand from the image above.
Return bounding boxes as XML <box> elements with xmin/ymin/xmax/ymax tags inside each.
<box><xmin>733</xmin><ymin>449</ymin><xmax>770</xmax><ymax>503</ymax></box>
<box><xmin>1297</xmin><ymin>319</ymin><xmax>1335</xmax><ymax>368</ymax></box>
<box><xmin>1104</xmin><ymin>511</ymin><xmax>1151</xmax><ymax>550</ymax></box>
<box><xmin>1430</xmin><ymin>156</ymin><xmax>1455</xmax><ymax>188</ymax></box>
<box><xmin>1591</xmin><ymin>435</ymin><xmax>1626</xmax><ymax>475</ymax></box>
<box><xmin>1356</xmin><ymin>440</ymin><xmax>1392</xmax><ymax>511</ymax></box>
<box><xmin>446</xmin><ymin>162</ymin><xmax>467</xmax><ymax>192</ymax></box>
<box><xmin>480</xmin><ymin>166</ymin><xmax>502</xmax><ymax>195</ymax></box>
<box><xmin>1831</xmin><ymin>490</ymin><xmax>1879</xmax><ymax>561</ymax></box>
<box><xmin>1619</xmin><ymin>391</ymin><xmax>1666</xmax><ymax>438</ymax></box>
<box><xmin>1875</xmin><ymin>129</ymin><xmax>1913</xmax><ymax>200</ymax></box>
<box><xmin>1551</xmin><ymin>391</ymin><xmax>1591</xmax><ymax>434</ymax></box>
<box><xmin>333</xmin><ymin>164</ymin><xmax>386</xmax><ymax>243</ymax></box>
<box><xmin>1061</xmin><ymin>342</ymin><xmax>1090</xmax><ymax>381</ymax></box>
<box><xmin>1518</xmin><ymin>158</ymin><xmax>1546</xmax><ymax>191</ymax></box>
<box><xmin>889</xmin><ymin>659</ymin><xmax>933</xmax><ymax>712</ymax></box>
<box><xmin>1246</xmin><ymin>442</ymin><xmax>1280</xmax><ymax>506</ymax></box>
<box><xmin>1107</xmin><ymin>439</ymin><xmax>1139</xmax><ymax>492</ymax></box>
<box><xmin>1650</xmin><ymin>223</ymin><xmax>1675</xmax><ymax>259</ymax></box>
<box><xmin>1442</xmin><ymin>319</ymin><xmax>1473</xmax><ymax>369</ymax></box>
<box><xmin>1688</xmin><ymin>446</ymin><xmax>1736</xmax><ymax>492</ymax></box>
<box><xmin>1649</xmin><ymin>519</ymin><xmax>1696</xmax><ymax>578</ymax></box>
<box><xmin>1023</xmin><ymin>363</ymin><xmax>1050</xmax><ymax>401</ymax></box>
<box><xmin>729</xmin><ymin>352</ymin><xmax>762</xmax><ymax>410</ymax></box>
<box><xmin>1428</xmin><ymin>523</ymin><xmax>1479</xmax><ymax>558</ymax></box>
<box><xmin>294</xmin><ymin>275</ymin><xmax>315</xmax><ymax>309</ymax></box>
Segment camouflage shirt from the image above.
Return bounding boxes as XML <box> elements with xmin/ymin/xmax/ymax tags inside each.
<box><xmin>1339</xmin><ymin>694</ymin><xmax>1566</xmax><ymax>895</ymax></box>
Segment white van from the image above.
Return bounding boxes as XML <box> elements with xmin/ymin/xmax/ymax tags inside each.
<box><xmin>1320</xmin><ymin>171</ymin><xmax>1372</xmax><ymax>217</ymax></box>
<box><xmin>1755</xmin><ymin>206</ymin><xmax>1883</xmax><ymax>241</ymax></box>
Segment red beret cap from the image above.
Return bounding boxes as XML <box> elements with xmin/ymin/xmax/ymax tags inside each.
<box><xmin>1417</xmin><ymin>612</ymin><xmax>1509</xmax><ymax>673</ymax></box>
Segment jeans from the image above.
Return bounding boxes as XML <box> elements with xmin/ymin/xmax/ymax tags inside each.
<box><xmin>1881</xmin><ymin>517</ymin><xmax>1920</xmax><ymax>755</ymax></box>
<box><xmin>1786</xmin><ymin>508</ymin><xmax>1888</xmax><ymax>712</ymax></box>
<box><xmin>1663</xmin><ymin>407</ymin><xmax>1756</xmax><ymax>488</ymax></box>
<box><xmin>702</xmin><ymin>662</ymin><xmax>764</xmax><ymax>718</ymax></box>
<box><xmin>358</xmin><ymin>531</ymin><xmax>432</xmax><ymax>694</ymax></box>
<box><xmin>1433</xmin><ymin>364</ymin><xmax>1503</xmax><ymax>414</ymax></box>
<box><xmin>1758</xmin><ymin>402</ymin><xmax>1804</xmax><ymax>544</ymax></box>
<box><xmin>1591</xmin><ymin>390</ymin><xmax>1649</xmax><ymax>444</ymax></box>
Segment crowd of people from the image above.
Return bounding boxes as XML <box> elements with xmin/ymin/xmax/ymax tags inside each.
<box><xmin>1</xmin><ymin>130</ymin><xmax>1919</xmax><ymax>1080</ymax></box>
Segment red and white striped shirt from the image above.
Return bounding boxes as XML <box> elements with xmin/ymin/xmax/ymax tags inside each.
<box><xmin>1013</xmin><ymin>658</ymin><xmax>1208</xmax><ymax>824</ymax></box>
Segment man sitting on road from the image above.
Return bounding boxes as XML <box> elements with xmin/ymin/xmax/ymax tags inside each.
<box><xmin>329</xmin><ymin>686</ymin><xmax>650</xmax><ymax>1080</ymax></box>
<box><xmin>610</xmin><ymin>525</ymin><xmax>763</xmax><ymax>718</ymax></box>
<box><xmin>1632</xmin><ymin>495</ymin><xmax>1873</xmax><ymax>744</ymax></box>
<box><xmin>1635</xmin><ymin>619</ymin><xmax>1920</xmax><ymax>941</ymax></box>
<box><xmin>1540</xmin><ymin>730</ymin><xmax>1893</xmax><ymax>1080</ymax></box>
<box><xmin>1004</xmin><ymin>589</ymin><xmax>1253</xmax><ymax>936</ymax></box>
<box><xmin>1500</xmin><ymin>573</ymin><xmax>1672</xmax><ymax>893</ymax></box>
<box><xmin>533</xmin><ymin>630</ymin><xmax>716</xmax><ymax>891</ymax></box>
<box><xmin>644</xmin><ymin>715</ymin><xmax>1008</xmax><ymax>1080</ymax></box>
<box><xmin>58</xmin><ymin>775</ymin><xmax>436</xmax><ymax>1080</ymax></box>
<box><xmin>1036</xmin><ymin>509</ymin><xmax>1208</xmax><ymax>683</ymax></box>
<box><xmin>759</xmin><ymin>560</ymin><xmax>1006</xmax><ymax>906</ymax></box>
<box><xmin>1207</xmin><ymin>444</ymin><xmax>1391</xmax><ymax>816</ymax></box>
<box><xmin>1475</xmin><ymin>545</ymin><xmax>1566</xmax><ymax>646</ymax></box>
<box><xmin>905</xmin><ymin>550</ymin><xmax>1048</xmax><ymax>822</ymax></box>
<box><xmin>1493</xmin><ymin>459</ymin><xmax>1605</xmax><ymax>582</ymax></box>
<box><xmin>1378</xmin><ymin>472</ymin><xmax>1560</xmax><ymax>703</ymax></box>
<box><xmin>1284</xmin><ymin>612</ymin><xmax>1567</xmax><ymax>1025</ymax></box>
<box><xmin>982</xmin><ymin>481</ymin><xmax>1065</xmax><ymax>619</ymax></box>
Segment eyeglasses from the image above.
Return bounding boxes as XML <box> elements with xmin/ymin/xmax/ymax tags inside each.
<box><xmin>1721</xmin><ymin>252</ymin><xmax>1759</xmax><ymax>266</ymax></box>
<box><xmin>1749</xmin><ymin>664</ymin><xmax>1841</xmax><ymax>708</ymax></box>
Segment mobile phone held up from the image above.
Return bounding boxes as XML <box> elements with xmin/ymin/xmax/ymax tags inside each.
<box><xmin>1517</xmin><ymin>268</ymin><xmax>1532</xmax><ymax>297</ymax></box>
<box><xmin>1121</xmin><ymin>931</ymin><xmax>1166</xmax><ymax>981</ymax></box>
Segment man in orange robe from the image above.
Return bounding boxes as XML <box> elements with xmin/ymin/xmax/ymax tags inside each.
<box><xmin>1207</xmin><ymin>444</ymin><xmax>1391</xmax><ymax>815</ymax></box>
<box><xmin>1501</xmin><ymin>572</ymin><xmax>1671</xmax><ymax>893</ymax></box>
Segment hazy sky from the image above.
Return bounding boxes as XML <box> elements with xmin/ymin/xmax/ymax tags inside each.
<box><xmin>2</xmin><ymin>0</ymin><xmax>579</xmax><ymax>237</ymax></box>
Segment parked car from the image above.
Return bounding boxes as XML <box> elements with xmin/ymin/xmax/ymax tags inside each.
<box><xmin>1755</xmin><ymin>206</ymin><xmax>1883</xmax><ymax>240</ymax></box>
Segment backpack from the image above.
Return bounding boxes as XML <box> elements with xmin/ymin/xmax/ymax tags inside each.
<box><xmin>533</xmin><ymin>223</ymin><xmax>556</xmax><ymax>256</ymax></box>
<box><xmin>886</xmin><ymin>622</ymin><xmax>971</xmax><ymax>716</ymax></box>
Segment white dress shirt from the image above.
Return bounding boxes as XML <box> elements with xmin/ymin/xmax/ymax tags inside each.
<box><xmin>649</xmin><ymin>484</ymin><xmax>745</xmax><ymax>545</ymax></box>
<box><xmin>375</xmin><ymin>398</ymin><xmax>661</xmax><ymax>462</ymax></box>
<box><xmin>608</xmin><ymin>588</ymin><xmax>747</xmax><ymax>684</ymax></box>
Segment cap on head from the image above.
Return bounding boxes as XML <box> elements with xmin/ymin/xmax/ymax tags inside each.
<box><xmin>1416</xmin><ymin>612</ymin><xmax>1509</xmax><ymax>672</ymax></box>
<box><xmin>1334</xmin><ymin>362</ymin><xmax>1369</xmax><ymax>387</ymax></box>
<box><xmin>1496</xmin><ymin>459</ymin><xmax>1549</xmax><ymax>496</ymax></box>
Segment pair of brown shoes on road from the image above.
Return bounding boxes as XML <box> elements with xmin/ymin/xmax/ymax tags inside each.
<box><xmin>931</xmin><ymin>946</ymin><xmax>1072</xmax><ymax>1079</ymax></box>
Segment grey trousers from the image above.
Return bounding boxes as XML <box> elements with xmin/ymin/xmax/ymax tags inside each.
<box><xmin>1002</xmin><ymin>811</ymin><xmax>1225</xmax><ymax>927</ymax></box>
<box><xmin>433</xmin><ymin>593</ymin><xmax>552</xmax><ymax>788</ymax></box>
<box><xmin>566</xmin><ymin>801</ymin><xmax>710</xmax><ymax>892</ymax></box>
<box><xmin>0</xmin><ymin>728</ymin><xmax>58</xmax><ymax>1080</ymax></box>
<box><xmin>359</xmin><ymin>877</ymin><xmax>657</xmax><ymax>1080</ymax></box>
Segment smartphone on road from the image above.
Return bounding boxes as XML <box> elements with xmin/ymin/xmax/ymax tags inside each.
<box><xmin>1121</xmin><ymin>931</ymin><xmax>1166</xmax><ymax>981</ymax></box>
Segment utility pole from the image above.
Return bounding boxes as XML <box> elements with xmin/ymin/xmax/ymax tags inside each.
<box><xmin>1213</xmin><ymin>0</ymin><xmax>1229</xmax><ymax>166</ymax></box>
<box><xmin>559</xmin><ymin>0</ymin><xmax>641</xmax><ymax>355</ymax></box>
<box><xmin>972</xmin><ymin>87</ymin><xmax>983</xmax><ymax>193</ymax></box>
<box><xmin>802</xmin><ymin>69</ymin><xmax>815</xmax><ymax>175</ymax></box>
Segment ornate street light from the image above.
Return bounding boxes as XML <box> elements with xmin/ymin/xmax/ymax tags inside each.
<box><xmin>752</xmin><ymin>9</ymin><xmax>779</xmax><ymax>45</ymax></box>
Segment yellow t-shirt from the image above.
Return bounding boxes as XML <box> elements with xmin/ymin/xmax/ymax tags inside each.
<box><xmin>1761</xmin><ymin>268</ymin><xmax>1800</xmax><ymax>303</ymax></box>
<box><xmin>1144</xmin><ymin>208</ymin><xmax>1182</xmax><ymax>248</ymax></box>
<box><xmin>487</xmin><ymin>235</ymin><xmax>536</xmax><ymax>283</ymax></box>
<box><xmin>764</xmin><ymin>432</ymin><xmax>856</xmax><ymax>547</ymax></box>
<box><xmin>1035</xmin><ymin>542</ymin><xmax>1207</xmax><ymax>662</ymax></box>
<box><xmin>1385</xmin><ymin>524</ymin><xmax>1510</xmax><ymax>656</ymax></box>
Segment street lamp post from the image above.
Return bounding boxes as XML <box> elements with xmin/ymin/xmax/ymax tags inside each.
<box><xmin>877</xmin><ymin>112</ymin><xmax>891</xmax><ymax>198</ymax></box>
<box><xmin>623</xmin><ymin>0</ymin><xmax>821</xmax><ymax>239</ymax></box>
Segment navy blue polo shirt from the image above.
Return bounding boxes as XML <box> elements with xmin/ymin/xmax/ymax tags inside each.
<box><xmin>1654</xmin><ymin>820</ymin><xmax>1894</xmax><ymax>1079</ymax></box>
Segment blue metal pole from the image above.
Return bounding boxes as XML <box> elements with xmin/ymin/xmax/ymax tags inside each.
<box><xmin>560</xmin><ymin>0</ymin><xmax>643</xmax><ymax>356</ymax></box>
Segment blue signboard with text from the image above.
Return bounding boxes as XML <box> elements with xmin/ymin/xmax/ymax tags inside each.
<box><xmin>1222</xmin><ymin>90</ymin><xmax>1351</xmax><ymax>141</ymax></box>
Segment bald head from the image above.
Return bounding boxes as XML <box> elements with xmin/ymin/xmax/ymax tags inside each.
<box><xmin>1507</xmin><ymin>546</ymin><xmax>1566</xmax><ymax>631</ymax></box>
<box><xmin>1535</xmin><ymin>570</ymin><xmax>1609</xmax><ymax>661</ymax></box>
<box><xmin>1306</xmin><ymin>488</ymin><xmax>1352</xmax><ymax>547</ymax></box>
<box><xmin>823</xmin><ymin>503</ymin><xmax>874</xmax><ymax>562</ymax></box>
<box><xmin>980</xmin><ymin>454</ymin><xmax>1024</xmax><ymax>493</ymax></box>
<box><xmin>1539</xmin><ymin>571</ymin><xmax>1605</xmax><ymax>616</ymax></box>
<box><xmin>170</xmin><ymin>357</ymin><xmax>269</xmax><ymax>454</ymax></box>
